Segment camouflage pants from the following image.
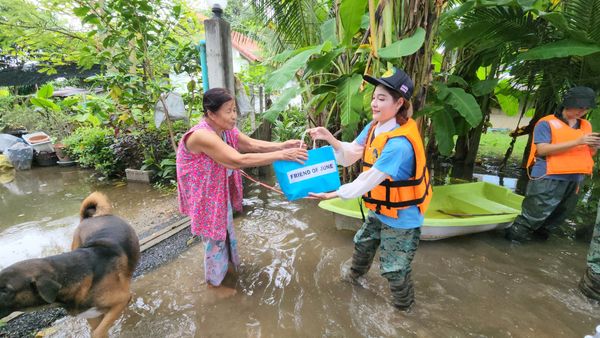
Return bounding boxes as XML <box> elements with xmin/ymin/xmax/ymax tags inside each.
<box><xmin>580</xmin><ymin>202</ymin><xmax>600</xmax><ymax>300</ymax></box>
<box><xmin>586</xmin><ymin>203</ymin><xmax>600</xmax><ymax>274</ymax></box>
<box><xmin>350</xmin><ymin>212</ymin><xmax>420</xmax><ymax>309</ymax></box>
<box><xmin>506</xmin><ymin>178</ymin><xmax>579</xmax><ymax>241</ymax></box>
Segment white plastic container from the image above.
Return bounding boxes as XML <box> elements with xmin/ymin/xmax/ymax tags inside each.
<box><xmin>22</xmin><ymin>132</ymin><xmax>54</xmax><ymax>153</ymax></box>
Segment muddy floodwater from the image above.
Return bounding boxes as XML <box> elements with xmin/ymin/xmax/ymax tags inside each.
<box><xmin>2</xmin><ymin>168</ymin><xmax>600</xmax><ymax>337</ymax></box>
<box><xmin>0</xmin><ymin>166</ymin><xmax>177</xmax><ymax>270</ymax></box>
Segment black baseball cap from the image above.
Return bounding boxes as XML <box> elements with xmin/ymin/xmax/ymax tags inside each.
<box><xmin>363</xmin><ymin>68</ymin><xmax>414</xmax><ymax>99</ymax></box>
<box><xmin>562</xmin><ymin>86</ymin><xmax>597</xmax><ymax>109</ymax></box>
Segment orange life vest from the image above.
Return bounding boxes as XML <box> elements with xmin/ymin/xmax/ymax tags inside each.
<box><xmin>361</xmin><ymin>119</ymin><xmax>432</xmax><ymax>217</ymax></box>
<box><xmin>526</xmin><ymin>114</ymin><xmax>594</xmax><ymax>175</ymax></box>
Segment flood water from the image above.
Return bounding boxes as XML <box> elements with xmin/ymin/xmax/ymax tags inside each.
<box><xmin>2</xmin><ymin>168</ymin><xmax>600</xmax><ymax>337</ymax></box>
<box><xmin>0</xmin><ymin>167</ymin><xmax>174</xmax><ymax>270</ymax></box>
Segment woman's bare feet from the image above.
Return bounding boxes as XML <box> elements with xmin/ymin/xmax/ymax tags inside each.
<box><xmin>207</xmin><ymin>283</ymin><xmax>237</xmax><ymax>299</ymax></box>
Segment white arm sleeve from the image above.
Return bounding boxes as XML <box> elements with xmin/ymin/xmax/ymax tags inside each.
<box><xmin>337</xmin><ymin>168</ymin><xmax>388</xmax><ymax>199</ymax></box>
<box><xmin>334</xmin><ymin>141</ymin><xmax>364</xmax><ymax>167</ymax></box>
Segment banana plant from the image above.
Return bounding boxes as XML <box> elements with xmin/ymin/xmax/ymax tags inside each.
<box><xmin>30</xmin><ymin>84</ymin><xmax>61</xmax><ymax>112</ymax></box>
<box><xmin>260</xmin><ymin>0</ymin><xmax>433</xmax><ymax>142</ymax></box>
<box><xmin>418</xmin><ymin>75</ymin><xmax>483</xmax><ymax>156</ymax></box>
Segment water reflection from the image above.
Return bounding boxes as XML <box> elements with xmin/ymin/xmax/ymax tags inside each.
<box><xmin>430</xmin><ymin>158</ymin><xmax>522</xmax><ymax>192</ymax></box>
<box><xmin>0</xmin><ymin>167</ymin><xmax>175</xmax><ymax>270</ymax></box>
<box><xmin>473</xmin><ymin>173</ymin><xmax>518</xmax><ymax>191</ymax></box>
<box><xmin>0</xmin><ymin>217</ymin><xmax>78</xmax><ymax>269</ymax></box>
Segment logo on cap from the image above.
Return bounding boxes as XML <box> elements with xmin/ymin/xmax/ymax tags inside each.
<box><xmin>382</xmin><ymin>69</ymin><xmax>394</xmax><ymax>78</ymax></box>
<box><xmin>400</xmin><ymin>85</ymin><xmax>408</xmax><ymax>94</ymax></box>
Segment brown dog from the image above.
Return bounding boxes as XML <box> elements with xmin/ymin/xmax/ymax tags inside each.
<box><xmin>0</xmin><ymin>192</ymin><xmax>140</xmax><ymax>337</ymax></box>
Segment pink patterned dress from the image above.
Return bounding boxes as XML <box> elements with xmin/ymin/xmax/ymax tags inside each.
<box><xmin>176</xmin><ymin>119</ymin><xmax>244</xmax><ymax>285</ymax></box>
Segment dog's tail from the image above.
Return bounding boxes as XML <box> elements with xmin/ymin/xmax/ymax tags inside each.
<box><xmin>80</xmin><ymin>192</ymin><xmax>112</xmax><ymax>219</ymax></box>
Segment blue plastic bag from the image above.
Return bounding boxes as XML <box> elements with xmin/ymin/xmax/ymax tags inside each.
<box><xmin>273</xmin><ymin>145</ymin><xmax>341</xmax><ymax>201</ymax></box>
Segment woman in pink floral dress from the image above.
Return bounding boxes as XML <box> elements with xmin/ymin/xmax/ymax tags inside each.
<box><xmin>176</xmin><ymin>88</ymin><xmax>307</xmax><ymax>296</ymax></box>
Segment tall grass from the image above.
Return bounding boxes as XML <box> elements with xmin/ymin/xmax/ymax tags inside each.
<box><xmin>478</xmin><ymin>130</ymin><xmax>527</xmax><ymax>161</ymax></box>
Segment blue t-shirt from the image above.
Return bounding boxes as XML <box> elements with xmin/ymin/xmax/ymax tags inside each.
<box><xmin>355</xmin><ymin>122</ymin><xmax>424</xmax><ymax>229</ymax></box>
<box><xmin>530</xmin><ymin>120</ymin><xmax>584</xmax><ymax>182</ymax></box>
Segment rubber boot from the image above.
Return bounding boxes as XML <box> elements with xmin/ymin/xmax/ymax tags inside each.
<box><xmin>532</xmin><ymin>227</ymin><xmax>550</xmax><ymax>241</ymax></box>
<box><xmin>343</xmin><ymin>243</ymin><xmax>376</xmax><ymax>285</ymax></box>
<box><xmin>505</xmin><ymin>225</ymin><xmax>532</xmax><ymax>242</ymax></box>
<box><xmin>388</xmin><ymin>273</ymin><xmax>415</xmax><ymax>311</ymax></box>
<box><xmin>579</xmin><ymin>267</ymin><xmax>600</xmax><ymax>301</ymax></box>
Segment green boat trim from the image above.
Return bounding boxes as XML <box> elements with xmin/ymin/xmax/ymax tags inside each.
<box><xmin>435</xmin><ymin>210</ymin><xmax>514</xmax><ymax>218</ymax></box>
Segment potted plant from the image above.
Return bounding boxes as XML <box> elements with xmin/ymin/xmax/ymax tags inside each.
<box><xmin>53</xmin><ymin>143</ymin><xmax>72</xmax><ymax>162</ymax></box>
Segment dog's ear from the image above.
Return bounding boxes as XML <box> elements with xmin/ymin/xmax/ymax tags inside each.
<box><xmin>33</xmin><ymin>277</ymin><xmax>62</xmax><ymax>303</ymax></box>
<box><xmin>0</xmin><ymin>283</ymin><xmax>15</xmax><ymax>301</ymax></box>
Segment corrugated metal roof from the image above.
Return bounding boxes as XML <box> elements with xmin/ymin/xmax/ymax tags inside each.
<box><xmin>0</xmin><ymin>64</ymin><xmax>100</xmax><ymax>87</ymax></box>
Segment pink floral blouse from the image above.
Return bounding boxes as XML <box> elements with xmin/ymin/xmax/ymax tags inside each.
<box><xmin>176</xmin><ymin>119</ymin><xmax>243</xmax><ymax>241</ymax></box>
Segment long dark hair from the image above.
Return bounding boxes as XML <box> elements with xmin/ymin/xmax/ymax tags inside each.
<box><xmin>381</xmin><ymin>86</ymin><xmax>412</xmax><ymax>126</ymax></box>
<box><xmin>203</xmin><ymin>88</ymin><xmax>234</xmax><ymax>115</ymax></box>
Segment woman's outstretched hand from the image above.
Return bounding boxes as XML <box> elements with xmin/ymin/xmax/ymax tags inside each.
<box><xmin>308</xmin><ymin>191</ymin><xmax>338</xmax><ymax>200</ymax></box>
<box><xmin>307</xmin><ymin>127</ymin><xmax>334</xmax><ymax>143</ymax></box>
<box><xmin>281</xmin><ymin>139</ymin><xmax>307</xmax><ymax>149</ymax></box>
<box><xmin>279</xmin><ymin>148</ymin><xmax>308</xmax><ymax>164</ymax></box>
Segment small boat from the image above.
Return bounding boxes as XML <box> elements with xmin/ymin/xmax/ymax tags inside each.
<box><xmin>318</xmin><ymin>182</ymin><xmax>523</xmax><ymax>240</ymax></box>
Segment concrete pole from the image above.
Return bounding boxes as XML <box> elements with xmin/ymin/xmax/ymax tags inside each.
<box><xmin>204</xmin><ymin>6</ymin><xmax>235</xmax><ymax>95</ymax></box>
<box><xmin>259</xmin><ymin>85</ymin><xmax>264</xmax><ymax>113</ymax></box>
<box><xmin>249</xmin><ymin>84</ymin><xmax>256</xmax><ymax>129</ymax></box>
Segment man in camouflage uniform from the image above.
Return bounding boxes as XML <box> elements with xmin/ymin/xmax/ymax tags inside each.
<box><xmin>346</xmin><ymin>214</ymin><xmax>420</xmax><ymax>310</ymax></box>
<box><xmin>580</xmin><ymin>203</ymin><xmax>600</xmax><ymax>300</ymax></box>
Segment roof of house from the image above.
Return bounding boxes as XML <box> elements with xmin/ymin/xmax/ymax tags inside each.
<box><xmin>230</xmin><ymin>30</ymin><xmax>261</xmax><ymax>62</ymax></box>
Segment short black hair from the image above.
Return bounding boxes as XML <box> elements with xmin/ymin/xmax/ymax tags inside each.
<box><xmin>203</xmin><ymin>88</ymin><xmax>234</xmax><ymax>115</ymax></box>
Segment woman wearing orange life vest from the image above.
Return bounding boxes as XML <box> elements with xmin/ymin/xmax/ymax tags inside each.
<box><xmin>506</xmin><ymin>86</ymin><xmax>599</xmax><ymax>242</ymax></box>
<box><xmin>308</xmin><ymin>68</ymin><xmax>432</xmax><ymax>310</ymax></box>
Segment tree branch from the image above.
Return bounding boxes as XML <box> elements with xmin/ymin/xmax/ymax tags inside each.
<box><xmin>0</xmin><ymin>20</ymin><xmax>86</xmax><ymax>41</ymax></box>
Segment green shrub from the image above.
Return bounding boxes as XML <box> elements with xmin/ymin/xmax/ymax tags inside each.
<box><xmin>0</xmin><ymin>96</ymin><xmax>74</xmax><ymax>140</ymax></box>
<box><xmin>140</xmin><ymin>122</ymin><xmax>188</xmax><ymax>186</ymax></box>
<box><xmin>63</xmin><ymin>127</ymin><xmax>118</xmax><ymax>177</ymax></box>
<box><xmin>111</xmin><ymin>133</ymin><xmax>146</xmax><ymax>170</ymax></box>
<box><xmin>272</xmin><ymin>106</ymin><xmax>307</xmax><ymax>142</ymax></box>
<box><xmin>62</xmin><ymin>120</ymin><xmax>186</xmax><ymax>181</ymax></box>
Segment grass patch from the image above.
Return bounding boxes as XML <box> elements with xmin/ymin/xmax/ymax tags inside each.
<box><xmin>478</xmin><ymin>130</ymin><xmax>527</xmax><ymax>161</ymax></box>
<box><xmin>0</xmin><ymin>319</ymin><xmax>5</xmax><ymax>328</ymax></box>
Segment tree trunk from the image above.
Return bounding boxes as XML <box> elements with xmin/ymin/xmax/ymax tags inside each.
<box><xmin>402</xmin><ymin>0</ymin><xmax>445</xmax><ymax>115</ymax></box>
<box><xmin>450</xmin><ymin>53</ymin><xmax>498</xmax><ymax>178</ymax></box>
<box><xmin>452</xmin><ymin>92</ymin><xmax>492</xmax><ymax>179</ymax></box>
<box><xmin>520</xmin><ymin>79</ymin><xmax>557</xmax><ymax>168</ymax></box>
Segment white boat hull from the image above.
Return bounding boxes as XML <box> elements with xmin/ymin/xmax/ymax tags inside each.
<box><xmin>333</xmin><ymin>214</ymin><xmax>511</xmax><ymax>241</ymax></box>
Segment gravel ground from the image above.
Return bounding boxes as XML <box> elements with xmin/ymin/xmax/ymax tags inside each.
<box><xmin>134</xmin><ymin>221</ymin><xmax>196</xmax><ymax>278</ymax></box>
<box><xmin>0</xmin><ymin>216</ymin><xmax>196</xmax><ymax>338</ymax></box>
